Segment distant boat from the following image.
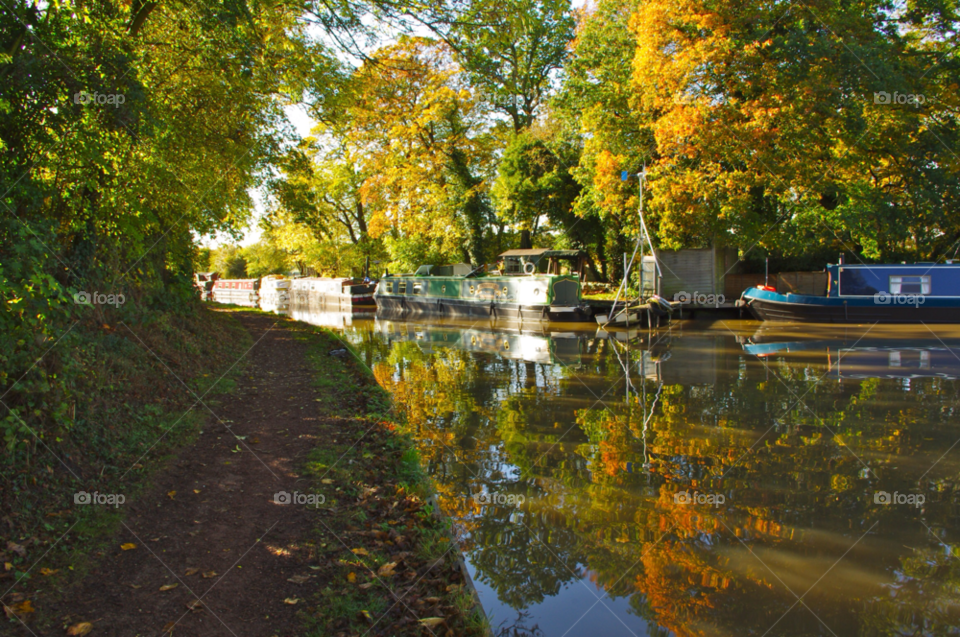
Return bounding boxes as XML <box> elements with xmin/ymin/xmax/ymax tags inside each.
<box><xmin>290</xmin><ymin>277</ymin><xmax>376</xmax><ymax>313</ymax></box>
<box><xmin>737</xmin><ymin>262</ymin><xmax>960</xmax><ymax>323</ymax></box>
<box><xmin>375</xmin><ymin>249</ymin><xmax>600</xmax><ymax>322</ymax></box>
<box><xmin>259</xmin><ymin>277</ymin><xmax>291</xmax><ymax>314</ymax></box>
<box><xmin>211</xmin><ymin>278</ymin><xmax>260</xmax><ymax>307</ymax></box>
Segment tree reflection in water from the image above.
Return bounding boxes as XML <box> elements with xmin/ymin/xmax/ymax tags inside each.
<box><xmin>344</xmin><ymin>320</ymin><xmax>960</xmax><ymax>636</ymax></box>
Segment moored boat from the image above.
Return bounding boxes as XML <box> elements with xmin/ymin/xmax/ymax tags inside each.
<box><xmin>375</xmin><ymin>250</ymin><xmax>598</xmax><ymax>322</ymax></box>
<box><xmin>290</xmin><ymin>277</ymin><xmax>376</xmax><ymax>313</ymax></box>
<box><xmin>259</xmin><ymin>277</ymin><xmax>291</xmax><ymax>314</ymax></box>
<box><xmin>194</xmin><ymin>272</ymin><xmax>218</xmax><ymax>301</ymax></box>
<box><xmin>738</xmin><ymin>261</ymin><xmax>960</xmax><ymax>323</ymax></box>
<box><xmin>211</xmin><ymin>278</ymin><xmax>260</xmax><ymax>307</ymax></box>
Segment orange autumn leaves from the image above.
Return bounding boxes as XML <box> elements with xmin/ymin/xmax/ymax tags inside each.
<box><xmin>571</xmin><ymin>0</ymin><xmax>960</xmax><ymax>257</ymax></box>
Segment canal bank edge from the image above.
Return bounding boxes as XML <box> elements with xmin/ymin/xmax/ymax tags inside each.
<box><xmin>291</xmin><ymin>312</ymin><xmax>492</xmax><ymax>636</ymax></box>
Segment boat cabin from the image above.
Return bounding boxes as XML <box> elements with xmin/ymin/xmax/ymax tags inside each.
<box><xmin>497</xmin><ymin>249</ymin><xmax>588</xmax><ymax>279</ymax></box>
<box><xmin>827</xmin><ymin>263</ymin><xmax>960</xmax><ymax>297</ymax></box>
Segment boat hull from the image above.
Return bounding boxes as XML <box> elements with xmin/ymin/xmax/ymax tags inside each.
<box><xmin>739</xmin><ymin>288</ymin><xmax>960</xmax><ymax>323</ymax></box>
<box><xmin>375</xmin><ymin>295</ymin><xmax>595</xmax><ymax>322</ymax></box>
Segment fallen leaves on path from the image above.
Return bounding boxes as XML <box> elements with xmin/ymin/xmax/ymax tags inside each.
<box><xmin>66</xmin><ymin>622</ymin><xmax>94</xmax><ymax>635</ymax></box>
<box><xmin>120</xmin><ymin>543</ymin><xmax>136</xmax><ymax>551</ymax></box>
<box><xmin>3</xmin><ymin>599</ymin><xmax>34</xmax><ymax>618</ymax></box>
<box><xmin>377</xmin><ymin>561</ymin><xmax>398</xmax><ymax>577</ymax></box>
<box><xmin>159</xmin><ymin>583</ymin><xmax>179</xmax><ymax>591</ymax></box>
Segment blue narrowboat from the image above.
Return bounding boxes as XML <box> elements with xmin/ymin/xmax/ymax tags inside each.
<box><xmin>737</xmin><ymin>262</ymin><xmax>960</xmax><ymax>323</ymax></box>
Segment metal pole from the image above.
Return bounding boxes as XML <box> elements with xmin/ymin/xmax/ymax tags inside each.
<box><xmin>624</xmin><ymin>252</ymin><xmax>629</xmax><ymax>327</ymax></box>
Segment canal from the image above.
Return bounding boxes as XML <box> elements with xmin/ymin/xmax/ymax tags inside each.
<box><xmin>294</xmin><ymin>311</ymin><xmax>960</xmax><ymax>637</ymax></box>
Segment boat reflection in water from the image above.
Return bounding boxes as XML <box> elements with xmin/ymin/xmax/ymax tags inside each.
<box><xmin>287</xmin><ymin>307</ymin><xmax>375</xmax><ymax>329</ymax></box>
<box><xmin>744</xmin><ymin>327</ymin><xmax>960</xmax><ymax>379</ymax></box>
<box><xmin>284</xmin><ymin>310</ymin><xmax>960</xmax><ymax>637</ymax></box>
<box><xmin>373</xmin><ymin>316</ymin><xmax>665</xmax><ymax>367</ymax></box>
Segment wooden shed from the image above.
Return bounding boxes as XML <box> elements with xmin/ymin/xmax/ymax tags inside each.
<box><xmin>643</xmin><ymin>247</ymin><xmax>739</xmax><ymax>303</ymax></box>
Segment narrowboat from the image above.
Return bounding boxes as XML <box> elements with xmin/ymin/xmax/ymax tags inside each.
<box><xmin>738</xmin><ymin>262</ymin><xmax>960</xmax><ymax>323</ymax></box>
<box><xmin>375</xmin><ymin>249</ymin><xmax>601</xmax><ymax>322</ymax></box>
<box><xmin>259</xmin><ymin>277</ymin><xmax>291</xmax><ymax>314</ymax></box>
<box><xmin>211</xmin><ymin>278</ymin><xmax>260</xmax><ymax>307</ymax></box>
<box><xmin>194</xmin><ymin>272</ymin><xmax>218</xmax><ymax>301</ymax></box>
<box><xmin>290</xmin><ymin>277</ymin><xmax>376</xmax><ymax>313</ymax></box>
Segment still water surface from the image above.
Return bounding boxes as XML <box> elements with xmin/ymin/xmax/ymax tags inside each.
<box><xmin>294</xmin><ymin>311</ymin><xmax>960</xmax><ymax>637</ymax></box>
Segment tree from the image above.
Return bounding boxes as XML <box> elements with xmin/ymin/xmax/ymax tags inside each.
<box><xmin>553</xmin><ymin>0</ymin><xmax>652</xmax><ymax>281</ymax></box>
<box><xmin>492</xmin><ymin>128</ymin><xmax>595</xmax><ymax>252</ymax></box>
<box><xmin>420</xmin><ymin>0</ymin><xmax>577</xmax><ymax>133</ymax></box>
<box><xmin>629</xmin><ymin>0</ymin><xmax>960</xmax><ymax>259</ymax></box>
<box><xmin>347</xmin><ymin>37</ymin><xmax>497</xmax><ymax>267</ymax></box>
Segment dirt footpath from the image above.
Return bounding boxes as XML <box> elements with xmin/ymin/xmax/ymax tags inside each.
<box><xmin>27</xmin><ymin>312</ymin><xmax>483</xmax><ymax>637</ymax></box>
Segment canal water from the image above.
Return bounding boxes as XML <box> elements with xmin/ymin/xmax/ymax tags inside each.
<box><xmin>294</xmin><ymin>310</ymin><xmax>960</xmax><ymax>637</ymax></box>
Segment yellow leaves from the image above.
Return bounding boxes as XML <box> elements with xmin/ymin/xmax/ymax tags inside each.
<box><xmin>419</xmin><ymin>617</ymin><xmax>444</xmax><ymax>628</ymax></box>
<box><xmin>377</xmin><ymin>561</ymin><xmax>398</xmax><ymax>577</ymax></box>
<box><xmin>167</xmin><ymin>490</ymin><xmax>176</xmax><ymax>499</ymax></box>
<box><xmin>66</xmin><ymin>622</ymin><xmax>94</xmax><ymax>636</ymax></box>
<box><xmin>347</xmin><ymin>572</ymin><xmax>357</xmax><ymax>583</ymax></box>
<box><xmin>39</xmin><ymin>567</ymin><xmax>58</xmax><ymax>576</ymax></box>
<box><xmin>202</xmin><ymin>571</ymin><xmax>217</xmax><ymax>579</ymax></box>
<box><xmin>3</xmin><ymin>599</ymin><xmax>34</xmax><ymax>618</ymax></box>
<box><xmin>120</xmin><ymin>543</ymin><xmax>136</xmax><ymax>551</ymax></box>
<box><xmin>185</xmin><ymin>568</ymin><xmax>200</xmax><ymax>576</ymax></box>
<box><xmin>351</xmin><ymin>548</ymin><xmax>370</xmax><ymax>557</ymax></box>
<box><xmin>159</xmin><ymin>583</ymin><xmax>179</xmax><ymax>591</ymax></box>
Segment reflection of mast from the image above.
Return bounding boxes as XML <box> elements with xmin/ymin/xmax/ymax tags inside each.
<box><xmin>612</xmin><ymin>337</ymin><xmax>664</xmax><ymax>472</ymax></box>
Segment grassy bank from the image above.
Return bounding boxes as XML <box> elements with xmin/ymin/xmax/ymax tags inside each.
<box><xmin>1</xmin><ymin>306</ymin><xmax>251</xmax><ymax>619</ymax></box>
<box><xmin>286</xmin><ymin>318</ymin><xmax>489</xmax><ymax>636</ymax></box>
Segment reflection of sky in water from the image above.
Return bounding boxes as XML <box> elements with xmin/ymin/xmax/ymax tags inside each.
<box><xmin>289</xmin><ymin>312</ymin><xmax>960</xmax><ymax>637</ymax></box>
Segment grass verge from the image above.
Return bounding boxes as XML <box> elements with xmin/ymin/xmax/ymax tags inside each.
<box><xmin>1</xmin><ymin>306</ymin><xmax>251</xmax><ymax>623</ymax></box>
<box><xmin>286</xmin><ymin>319</ymin><xmax>490</xmax><ymax>637</ymax></box>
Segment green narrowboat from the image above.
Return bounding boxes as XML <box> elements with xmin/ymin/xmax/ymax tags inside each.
<box><xmin>374</xmin><ymin>249</ymin><xmax>597</xmax><ymax>322</ymax></box>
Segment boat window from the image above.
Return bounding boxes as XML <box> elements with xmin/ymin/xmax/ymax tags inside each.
<box><xmin>399</xmin><ymin>281</ymin><xmax>407</xmax><ymax>295</ymax></box>
<box><xmin>413</xmin><ymin>282</ymin><xmax>423</xmax><ymax>295</ymax></box>
<box><xmin>889</xmin><ymin>275</ymin><xmax>930</xmax><ymax>295</ymax></box>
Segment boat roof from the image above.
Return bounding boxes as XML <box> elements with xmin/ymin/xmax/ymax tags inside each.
<box><xmin>499</xmin><ymin>249</ymin><xmax>583</xmax><ymax>259</ymax></box>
